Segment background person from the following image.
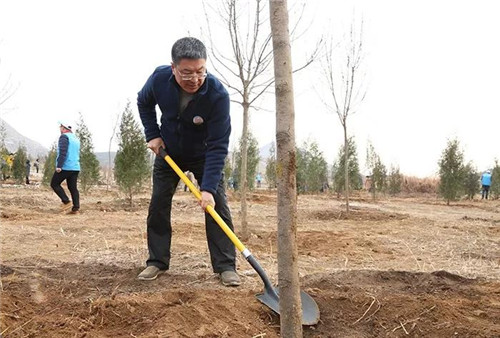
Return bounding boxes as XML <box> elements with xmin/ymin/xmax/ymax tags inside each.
<box><xmin>25</xmin><ymin>159</ymin><xmax>30</xmax><ymax>184</ymax></box>
<box><xmin>136</xmin><ymin>37</ymin><xmax>239</xmax><ymax>286</ymax></box>
<box><xmin>481</xmin><ymin>170</ymin><xmax>492</xmax><ymax>200</ymax></box>
<box><xmin>50</xmin><ymin>121</ymin><xmax>81</xmax><ymax>214</ymax></box>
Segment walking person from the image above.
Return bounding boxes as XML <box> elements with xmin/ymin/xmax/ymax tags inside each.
<box><xmin>136</xmin><ymin>37</ymin><xmax>240</xmax><ymax>286</ymax></box>
<box><xmin>481</xmin><ymin>170</ymin><xmax>492</xmax><ymax>200</ymax></box>
<box><xmin>50</xmin><ymin>121</ymin><xmax>81</xmax><ymax>214</ymax></box>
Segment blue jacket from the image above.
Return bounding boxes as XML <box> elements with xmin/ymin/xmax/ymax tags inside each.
<box><xmin>481</xmin><ymin>172</ymin><xmax>492</xmax><ymax>186</ymax></box>
<box><xmin>56</xmin><ymin>132</ymin><xmax>81</xmax><ymax>171</ymax></box>
<box><xmin>137</xmin><ymin>65</ymin><xmax>231</xmax><ymax>195</ymax></box>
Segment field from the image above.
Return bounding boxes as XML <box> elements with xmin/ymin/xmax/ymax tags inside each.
<box><xmin>1</xmin><ymin>178</ymin><xmax>499</xmax><ymax>337</ymax></box>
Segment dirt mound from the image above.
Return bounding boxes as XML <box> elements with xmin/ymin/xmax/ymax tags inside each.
<box><xmin>1</xmin><ymin>263</ymin><xmax>498</xmax><ymax>337</ymax></box>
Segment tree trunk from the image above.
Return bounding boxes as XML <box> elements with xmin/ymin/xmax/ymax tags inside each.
<box><xmin>240</xmin><ymin>100</ymin><xmax>250</xmax><ymax>240</ymax></box>
<box><xmin>269</xmin><ymin>0</ymin><xmax>303</xmax><ymax>336</ymax></box>
<box><xmin>343</xmin><ymin>123</ymin><xmax>350</xmax><ymax>214</ymax></box>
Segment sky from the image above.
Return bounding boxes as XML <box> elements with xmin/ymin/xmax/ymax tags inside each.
<box><xmin>0</xmin><ymin>0</ymin><xmax>499</xmax><ymax>177</ymax></box>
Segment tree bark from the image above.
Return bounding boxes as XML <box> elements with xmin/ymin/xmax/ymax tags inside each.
<box><xmin>240</xmin><ymin>100</ymin><xmax>250</xmax><ymax>240</ymax></box>
<box><xmin>269</xmin><ymin>0</ymin><xmax>303</xmax><ymax>336</ymax></box>
<box><xmin>343</xmin><ymin>122</ymin><xmax>350</xmax><ymax>214</ymax></box>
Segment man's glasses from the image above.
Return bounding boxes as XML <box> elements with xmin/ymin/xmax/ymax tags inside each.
<box><xmin>175</xmin><ymin>68</ymin><xmax>208</xmax><ymax>81</ymax></box>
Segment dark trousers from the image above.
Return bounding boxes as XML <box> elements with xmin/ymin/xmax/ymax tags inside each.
<box><xmin>51</xmin><ymin>170</ymin><xmax>80</xmax><ymax>210</ymax></box>
<box><xmin>482</xmin><ymin>185</ymin><xmax>490</xmax><ymax>199</ymax></box>
<box><xmin>146</xmin><ymin>155</ymin><xmax>236</xmax><ymax>273</ymax></box>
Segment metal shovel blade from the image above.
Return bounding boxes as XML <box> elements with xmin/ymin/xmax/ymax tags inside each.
<box><xmin>256</xmin><ymin>287</ymin><xmax>320</xmax><ymax>326</ymax></box>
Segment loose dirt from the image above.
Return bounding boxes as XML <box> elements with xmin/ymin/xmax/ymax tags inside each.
<box><xmin>1</xmin><ymin>181</ymin><xmax>499</xmax><ymax>337</ymax></box>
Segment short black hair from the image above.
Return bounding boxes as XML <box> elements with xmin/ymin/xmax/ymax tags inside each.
<box><xmin>171</xmin><ymin>37</ymin><xmax>207</xmax><ymax>64</ymax></box>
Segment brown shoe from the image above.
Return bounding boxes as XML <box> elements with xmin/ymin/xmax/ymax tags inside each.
<box><xmin>220</xmin><ymin>270</ymin><xmax>241</xmax><ymax>287</ymax></box>
<box><xmin>137</xmin><ymin>266</ymin><xmax>164</xmax><ymax>281</ymax></box>
<box><xmin>68</xmin><ymin>210</ymin><xmax>80</xmax><ymax>215</ymax></box>
<box><xmin>60</xmin><ymin>202</ymin><xmax>72</xmax><ymax>213</ymax></box>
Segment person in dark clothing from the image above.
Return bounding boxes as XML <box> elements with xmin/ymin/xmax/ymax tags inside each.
<box><xmin>50</xmin><ymin>121</ymin><xmax>81</xmax><ymax>214</ymax></box>
<box><xmin>25</xmin><ymin>159</ymin><xmax>30</xmax><ymax>184</ymax></box>
<box><xmin>136</xmin><ymin>37</ymin><xmax>240</xmax><ymax>286</ymax></box>
<box><xmin>34</xmin><ymin>159</ymin><xmax>40</xmax><ymax>173</ymax></box>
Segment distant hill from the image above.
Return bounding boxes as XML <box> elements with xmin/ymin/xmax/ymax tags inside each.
<box><xmin>1</xmin><ymin>117</ymin><xmax>49</xmax><ymax>158</ymax></box>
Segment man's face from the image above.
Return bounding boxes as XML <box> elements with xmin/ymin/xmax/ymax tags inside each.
<box><xmin>172</xmin><ymin>58</ymin><xmax>207</xmax><ymax>94</ymax></box>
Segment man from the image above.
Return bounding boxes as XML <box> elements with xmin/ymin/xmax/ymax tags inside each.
<box><xmin>481</xmin><ymin>170</ymin><xmax>492</xmax><ymax>200</ymax></box>
<box><xmin>51</xmin><ymin>121</ymin><xmax>80</xmax><ymax>214</ymax></box>
<box><xmin>136</xmin><ymin>37</ymin><xmax>240</xmax><ymax>286</ymax></box>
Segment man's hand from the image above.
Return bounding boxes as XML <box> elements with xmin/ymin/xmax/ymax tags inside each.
<box><xmin>200</xmin><ymin>191</ymin><xmax>215</xmax><ymax>211</ymax></box>
<box><xmin>56</xmin><ymin>168</ymin><xmax>62</xmax><ymax>173</ymax></box>
<box><xmin>147</xmin><ymin>137</ymin><xmax>166</xmax><ymax>155</ymax></box>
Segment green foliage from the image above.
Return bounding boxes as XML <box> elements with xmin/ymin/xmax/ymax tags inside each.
<box><xmin>463</xmin><ymin>162</ymin><xmax>480</xmax><ymax>200</ymax></box>
<box><xmin>114</xmin><ymin>102</ymin><xmax>151</xmax><ymax>205</ymax></box>
<box><xmin>265</xmin><ymin>142</ymin><xmax>277</xmax><ymax>189</ymax></box>
<box><xmin>332</xmin><ymin>137</ymin><xmax>362</xmax><ymax>193</ymax></box>
<box><xmin>366</xmin><ymin>143</ymin><xmax>387</xmax><ymax>198</ymax></box>
<box><xmin>42</xmin><ymin>144</ymin><xmax>57</xmax><ymax>186</ymax></box>
<box><xmin>489</xmin><ymin>160</ymin><xmax>500</xmax><ymax>199</ymax></box>
<box><xmin>438</xmin><ymin>138</ymin><xmax>465</xmax><ymax>204</ymax></box>
<box><xmin>76</xmin><ymin>113</ymin><xmax>101</xmax><ymax>192</ymax></box>
<box><xmin>296</xmin><ymin>141</ymin><xmax>328</xmax><ymax>193</ymax></box>
<box><xmin>11</xmin><ymin>145</ymin><xmax>27</xmax><ymax>183</ymax></box>
<box><xmin>388</xmin><ymin>165</ymin><xmax>403</xmax><ymax>195</ymax></box>
<box><xmin>234</xmin><ymin>132</ymin><xmax>260</xmax><ymax>190</ymax></box>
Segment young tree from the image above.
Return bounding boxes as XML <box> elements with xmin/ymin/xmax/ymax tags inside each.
<box><xmin>264</xmin><ymin>142</ymin><xmax>277</xmax><ymax>189</ymax></box>
<box><xmin>11</xmin><ymin>145</ymin><xmax>27</xmax><ymax>183</ymax></box>
<box><xmin>234</xmin><ymin>132</ymin><xmax>260</xmax><ymax>193</ymax></box>
<box><xmin>270</xmin><ymin>0</ymin><xmax>303</xmax><ymax>333</ymax></box>
<box><xmin>463</xmin><ymin>162</ymin><xmax>480</xmax><ymax>200</ymax></box>
<box><xmin>295</xmin><ymin>141</ymin><xmax>328</xmax><ymax>193</ymax></box>
<box><xmin>114</xmin><ymin>102</ymin><xmax>150</xmax><ymax>206</ymax></box>
<box><xmin>489</xmin><ymin>160</ymin><xmax>500</xmax><ymax>199</ymax></box>
<box><xmin>42</xmin><ymin>144</ymin><xmax>56</xmax><ymax>186</ymax></box>
<box><xmin>332</xmin><ymin>137</ymin><xmax>362</xmax><ymax>194</ymax></box>
<box><xmin>438</xmin><ymin>138</ymin><xmax>465</xmax><ymax>205</ymax></box>
<box><xmin>366</xmin><ymin>143</ymin><xmax>387</xmax><ymax>199</ymax></box>
<box><xmin>322</xmin><ymin>18</ymin><xmax>367</xmax><ymax>213</ymax></box>
<box><xmin>76</xmin><ymin>113</ymin><xmax>100</xmax><ymax>192</ymax></box>
<box><xmin>387</xmin><ymin>165</ymin><xmax>403</xmax><ymax>196</ymax></box>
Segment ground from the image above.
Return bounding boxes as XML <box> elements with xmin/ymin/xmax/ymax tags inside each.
<box><xmin>1</xmin><ymin>179</ymin><xmax>499</xmax><ymax>337</ymax></box>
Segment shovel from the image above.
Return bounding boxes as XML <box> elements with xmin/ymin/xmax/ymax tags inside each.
<box><xmin>158</xmin><ymin>148</ymin><xmax>320</xmax><ymax>325</ymax></box>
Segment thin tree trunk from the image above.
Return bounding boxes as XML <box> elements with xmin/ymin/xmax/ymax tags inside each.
<box><xmin>343</xmin><ymin>123</ymin><xmax>350</xmax><ymax>214</ymax></box>
<box><xmin>240</xmin><ymin>100</ymin><xmax>250</xmax><ymax>240</ymax></box>
<box><xmin>269</xmin><ymin>0</ymin><xmax>303</xmax><ymax>335</ymax></box>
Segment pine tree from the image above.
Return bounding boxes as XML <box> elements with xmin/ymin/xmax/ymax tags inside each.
<box><xmin>234</xmin><ymin>132</ymin><xmax>260</xmax><ymax>190</ymax></box>
<box><xmin>114</xmin><ymin>102</ymin><xmax>150</xmax><ymax>205</ymax></box>
<box><xmin>42</xmin><ymin>144</ymin><xmax>57</xmax><ymax>186</ymax></box>
<box><xmin>76</xmin><ymin>113</ymin><xmax>101</xmax><ymax>192</ymax></box>
<box><xmin>387</xmin><ymin>165</ymin><xmax>403</xmax><ymax>195</ymax></box>
<box><xmin>463</xmin><ymin>162</ymin><xmax>479</xmax><ymax>200</ymax></box>
<box><xmin>332</xmin><ymin>137</ymin><xmax>362</xmax><ymax>194</ymax></box>
<box><xmin>366</xmin><ymin>143</ymin><xmax>387</xmax><ymax>199</ymax></box>
<box><xmin>489</xmin><ymin>160</ymin><xmax>500</xmax><ymax>199</ymax></box>
<box><xmin>11</xmin><ymin>145</ymin><xmax>27</xmax><ymax>183</ymax></box>
<box><xmin>438</xmin><ymin>138</ymin><xmax>465</xmax><ymax>205</ymax></box>
<box><xmin>295</xmin><ymin>141</ymin><xmax>328</xmax><ymax>193</ymax></box>
<box><xmin>265</xmin><ymin>142</ymin><xmax>277</xmax><ymax>189</ymax></box>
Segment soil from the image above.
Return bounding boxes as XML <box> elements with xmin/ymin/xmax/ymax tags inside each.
<box><xmin>1</xmin><ymin>179</ymin><xmax>499</xmax><ymax>337</ymax></box>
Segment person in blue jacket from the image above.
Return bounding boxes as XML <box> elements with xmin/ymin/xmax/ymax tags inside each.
<box><xmin>51</xmin><ymin>121</ymin><xmax>80</xmax><ymax>214</ymax></box>
<box><xmin>481</xmin><ymin>170</ymin><xmax>492</xmax><ymax>200</ymax></box>
<box><xmin>136</xmin><ymin>37</ymin><xmax>240</xmax><ymax>286</ymax></box>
